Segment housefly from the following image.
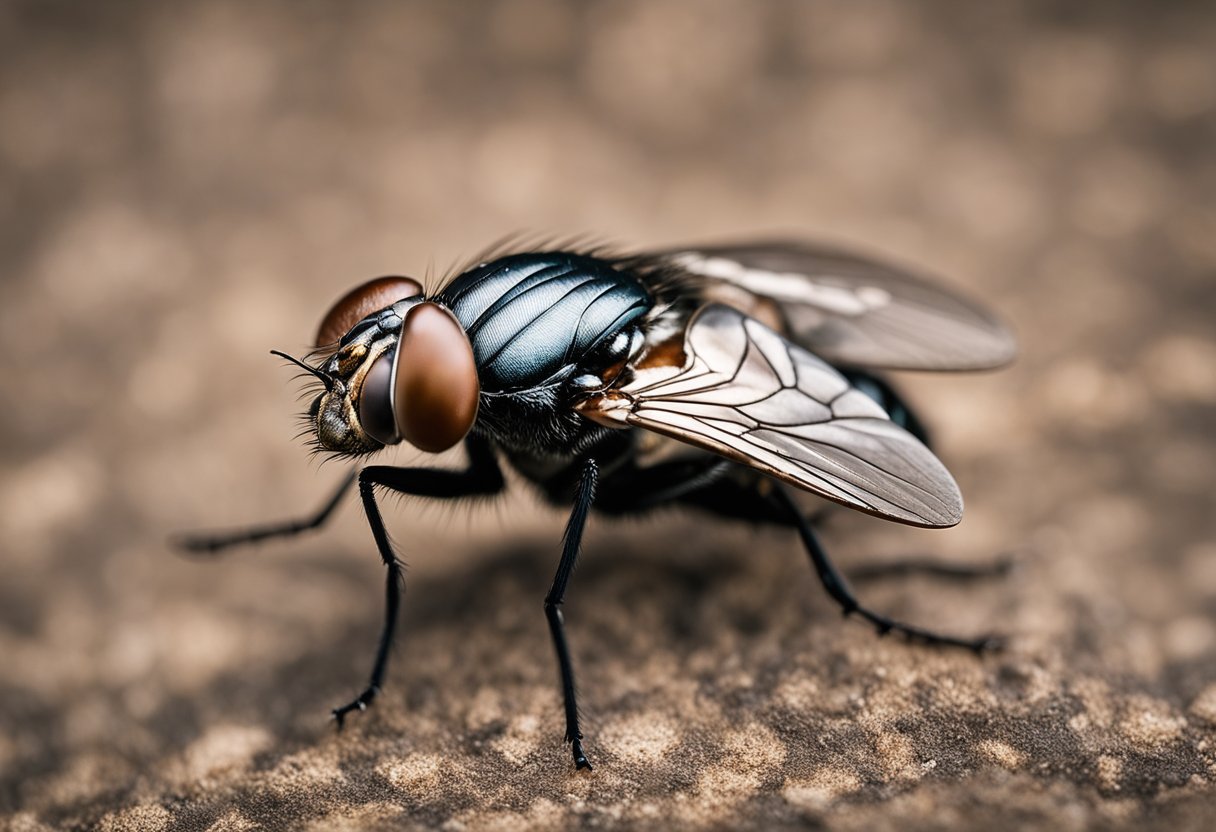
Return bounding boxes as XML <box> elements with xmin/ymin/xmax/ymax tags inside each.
<box><xmin>179</xmin><ymin>240</ymin><xmax>1016</xmax><ymax>770</ymax></box>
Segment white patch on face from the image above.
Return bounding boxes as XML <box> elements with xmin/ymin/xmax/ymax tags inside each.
<box><xmin>675</xmin><ymin>254</ymin><xmax>891</xmax><ymax>317</ymax></box>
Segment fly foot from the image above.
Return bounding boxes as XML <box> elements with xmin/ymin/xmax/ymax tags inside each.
<box><xmin>331</xmin><ymin>685</ymin><xmax>379</xmax><ymax>729</ymax></box>
<box><xmin>571</xmin><ymin>738</ymin><xmax>593</xmax><ymax>771</ymax></box>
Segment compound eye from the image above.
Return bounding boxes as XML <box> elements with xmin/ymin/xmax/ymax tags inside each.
<box><xmin>392</xmin><ymin>303</ymin><xmax>479</xmax><ymax>453</ymax></box>
<box><xmin>358</xmin><ymin>351</ymin><xmax>399</xmax><ymax>446</ymax></box>
<box><xmin>315</xmin><ymin>276</ymin><xmax>424</xmax><ymax>348</ymax></box>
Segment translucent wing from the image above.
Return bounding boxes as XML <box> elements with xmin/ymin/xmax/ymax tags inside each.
<box><xmin>578</xmin><ymin>304</ymin><xmax>963</xmax><ymax>527</ymax></box>
<box><xmin>657</xmin><ymin>242</ymin><xmax>1016</xmax><ymax>371</ymax></box>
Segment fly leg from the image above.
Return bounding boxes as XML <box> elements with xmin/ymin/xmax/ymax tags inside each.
<box><xmin>770</xmin><ymin>486</ymin><xmax>1002</xmax><ymax>653</ymax></box>
<box><xmin>808</xmin><ymin>495</ymin><xmax>1013</xmax><ymax>586</ymax></box>
<box><xmin>174</xmin><ymin>469</ymin><xmax>359</xmax><ymax>554</ymax></box>
<box><xmin>327</xmin><ymin>437</ymin><xmax>504</xmax><ymax>725</ymax></box>
<box><xmin>544</xmin><ymin>457</ymin><xmax>598</xmax><ymax>770</ymax></box>
<box><xmin>847</xmin><ymin>554</ymin><xmax>1016</xmax><ymax>584</ymax></box>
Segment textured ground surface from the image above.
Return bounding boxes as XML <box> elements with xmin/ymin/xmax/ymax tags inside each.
<box><xmin>2</xmin><ymin>1</ymin><xmax>1215</xmax><ymax>830</ymax></box>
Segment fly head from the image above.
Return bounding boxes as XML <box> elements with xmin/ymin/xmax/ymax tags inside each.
<box><xmin>298</xmin><ymin>277</ymin><xmax>480</xmax><ymax>456</ymax></box>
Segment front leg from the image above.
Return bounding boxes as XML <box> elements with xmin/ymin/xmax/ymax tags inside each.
<box><xmin>174</xmin><ymin>469</ymin><xmax>359</xmax><ymax>554</ymax></box>
<box><xmin>332</xmin><ymin>435</ymin><xmax>504</xmax><ymax>725</ymax></box>
<box><xmin>543</xmin><ymin>457</ymin><xmax>598</xmax><ymax>770</ymax></box>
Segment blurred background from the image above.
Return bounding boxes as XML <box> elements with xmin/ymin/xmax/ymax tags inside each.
<box><xmin>1</xmin><ymin>1</ymin><xmax>1214</xmax><ymax>829</ymax></box>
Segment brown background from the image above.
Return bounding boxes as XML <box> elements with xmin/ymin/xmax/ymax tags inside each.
<box><xmin>2</xmin><ymin>1</ymin><xmax>1215</xmax><ymax>830</ymax></box>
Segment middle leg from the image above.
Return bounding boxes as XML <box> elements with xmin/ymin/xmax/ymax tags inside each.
<box><xmin>847</xmin><ymin>554</ymin><xmax>1015</xmax><ymax>584</ymax></box>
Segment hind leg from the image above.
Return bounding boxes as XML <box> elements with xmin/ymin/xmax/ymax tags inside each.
<box><xmin>769</xmin><ymin>486</ymin><xmax>1003</xmax><ymax>653</ymax></box>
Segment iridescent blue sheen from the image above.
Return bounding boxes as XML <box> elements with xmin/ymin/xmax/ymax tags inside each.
<box><xmin>438</xmin><ymin>253</ymin><xmax>650</xmax><ymax>392</ymax></box>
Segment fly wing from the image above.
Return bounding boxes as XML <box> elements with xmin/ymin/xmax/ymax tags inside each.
<box><xmin>656</xmin><ymin>242</ymin><xmax>1016</xmax><ymax>371</ymax></box>
<box><xmin>579</xmin><ymin>304</ymin><xmax>964</xmax><ymax>528</ymax></box>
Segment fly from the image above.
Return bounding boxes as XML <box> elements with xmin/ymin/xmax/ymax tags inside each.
<box><xmin>178</xmin><ymin>240</ymin><xmax>1017</xmax><ymax>770</ymax></box>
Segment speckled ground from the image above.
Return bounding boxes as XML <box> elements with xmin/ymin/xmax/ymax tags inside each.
<box><xmin>2</xmin><ymin>1</ymin><xmax>1215</xmax><ymax>830</ymax></box>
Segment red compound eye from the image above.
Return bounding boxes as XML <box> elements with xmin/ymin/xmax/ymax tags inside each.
<box><xmin>391</xmin><ymin>302</ymin><xmax>480</xmax><ymax>453</ymax></box>
<box><xmin>315</xmin><ymin>276</ymin><xmax>424</xmax><ymax>348</ymax></box>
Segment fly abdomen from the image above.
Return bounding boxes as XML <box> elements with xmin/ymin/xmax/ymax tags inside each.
<box><xmin>439</xmin><ymin>253</ymin><xmax>651</xmax><ymax>392</ymax></box>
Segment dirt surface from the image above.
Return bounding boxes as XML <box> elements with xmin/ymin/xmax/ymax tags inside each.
<box><xmin>2</xmin><ymin>1</ymin><xmax>1215</xmax><ymax>830</ymax></box>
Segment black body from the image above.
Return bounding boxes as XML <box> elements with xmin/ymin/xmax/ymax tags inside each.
<box><xmin>436</xmin><ymin>252</ymin><xmax>929</xmax><ymax>518</ymax></box>
<box><xmin>180</xmin><ymin>247</ymin><xmax>1005</xmax><ymax>772</ymax></box>
<box><xmin>435</xmin><ymin>252</ymin><xmax>652</xmax><ymax>456</ymax></box>
<box><xmin>439</xmin><ymin>252</ymin><xmax>650</xmax><ymax>393</ymax></box>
